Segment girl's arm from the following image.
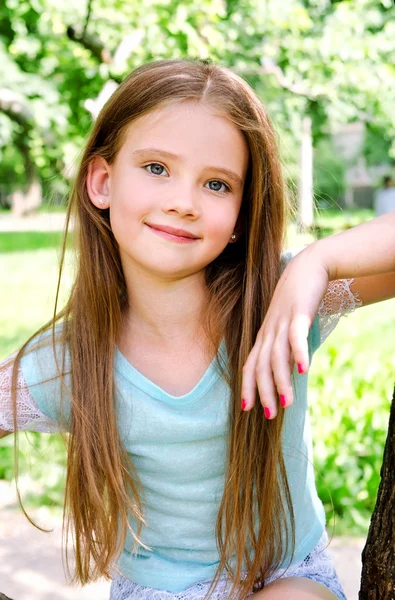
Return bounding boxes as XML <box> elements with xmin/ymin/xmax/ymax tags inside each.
<box><xmin>313</xmin><ymin>210</ymin><xmax>395</xmax><ymax>282</ymax></box>
<box><xmin>304</xmin><ymin>210</ymin><xmax>395</xmax><ymax>306</ymax></box>
<box><xmin>241</xmin><ymin>211</ymin><xmax>395</xmax><ymax>418</ymax></box>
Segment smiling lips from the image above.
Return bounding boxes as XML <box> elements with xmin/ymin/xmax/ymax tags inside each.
<box><xmin>146</xmin><ymin>223</ymin><xmax>200</xmax><ymax>242</ymax></box>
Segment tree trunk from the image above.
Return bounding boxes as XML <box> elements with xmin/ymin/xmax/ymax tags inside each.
<box><xmin>359</xmin><ymin>386</ymin><xmax>395</xmax><ymax>599</ymax></box>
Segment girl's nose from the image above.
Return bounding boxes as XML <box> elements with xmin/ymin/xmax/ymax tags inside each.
<box><xmin>161</xmin><ymin>179</ymin><xmax>201</xmax><ymax>218</ymax></box>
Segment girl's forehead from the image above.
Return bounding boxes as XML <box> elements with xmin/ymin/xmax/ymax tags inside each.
<box><xmin>127</xmin><ymin>101</ymin><xmax>221</xmax><ymax>130</ymax></box>
<box><xmin>120</xmin><ymin>101</ymin><xmax>249</xmax><ymax>171</ymax></box>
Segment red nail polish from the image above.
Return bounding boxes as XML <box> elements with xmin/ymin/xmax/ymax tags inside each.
<box><xmin>241</xmin><ymin>399</ymin><xmax>247</xmax><ymax>410</ymax></box>
<box><xmin>264</xmin><ymin>407</ymin><xmax>271</xmax><ymax>419</ymax></box>
<box><xmin>280</xmin><ymin>394</ymin><xmax>286</xmax><ymax>408</ymax></box>
<box><xmin>297</xmin><ymin>363</ymin><xmax>304</xmax><ymax>374</ymax></box>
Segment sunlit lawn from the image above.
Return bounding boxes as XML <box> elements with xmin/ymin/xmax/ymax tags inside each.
<box><xmin>1</xmin><ymin>233</ymin><xmax>73</xmax><ymax>360</ymax></box>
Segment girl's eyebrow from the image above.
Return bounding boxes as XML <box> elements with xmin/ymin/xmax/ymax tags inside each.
<box><xmin>131</xmin><ymin>147</ymin><xmax>244</xmax><ymax>187</ymax></box>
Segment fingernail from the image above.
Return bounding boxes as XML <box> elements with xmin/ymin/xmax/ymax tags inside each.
<box><xmin>241</xmin><ymin>399</ymin><xmax>247</xmax><ymax>410</ymax></box>
<box><xmin>280</xmin><ymin>394</ymin><xmax>286</xmax><ymax>408</ymax></box>
<box><xmin>297</xmin><ymin>363</ymin><xmax>304</xmax><ymax>374</ymax></box>
<box><xmin>264</xmin><ymin>407</ymin><xmax>271</xmax><ymax>419</ymax></box>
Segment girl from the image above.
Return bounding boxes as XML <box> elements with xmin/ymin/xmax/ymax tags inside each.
<box><xmin>0</xmin><ymin>58</ymin><xmax>389</xmax><ymax>600</ymax></box>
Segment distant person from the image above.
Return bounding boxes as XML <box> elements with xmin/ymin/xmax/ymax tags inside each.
<box><xmin>375</xmin><ymin>175</ymin><xmax>395</xmax><ymax>216</ymax></box>
<box><xmin>1</xmin><ymin>59</ymin><xmax>394</xmax><ymax>600</ymax></box>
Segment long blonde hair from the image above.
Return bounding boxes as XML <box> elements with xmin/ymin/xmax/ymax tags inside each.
<box><xmin>9</xmin><ymin>59</ymin><xmax>293</xmax><ymax>599</ymax></box>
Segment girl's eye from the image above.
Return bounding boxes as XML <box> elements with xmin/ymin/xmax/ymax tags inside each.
<box><xmin>144</xmin><ymin>163</ymin><xmax>168</xmax><ymax>176</ymax></box>
<box><xmin>206</xmin><ymin>180</ymin><xmax>231</xmax><ymax>194</ymax></box>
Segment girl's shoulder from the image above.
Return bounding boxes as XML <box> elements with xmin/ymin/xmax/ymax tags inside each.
<box><xmin>19</xmin><ymin>323</ymin><xmax>71</xmax><ymax>426</ymax></box>
<box><xmin>22</xmin><ymin>323</ymin><xmax>67</xmax><ymax>376</ymax></box>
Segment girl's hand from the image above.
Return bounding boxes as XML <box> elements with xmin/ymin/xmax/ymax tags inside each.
<box><xmin>241</xmin><ymin>248</ymin><xmax>329</xmax><ymax>419</ymax></box>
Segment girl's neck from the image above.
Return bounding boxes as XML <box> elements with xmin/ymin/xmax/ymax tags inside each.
<box><xmin>120</xmin><ymin>269</ymin><xmax>211</xmax><ymax>353</ymax></box>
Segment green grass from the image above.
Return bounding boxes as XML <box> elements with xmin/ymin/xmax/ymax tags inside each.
<box><xmin>0</xmin><ymin>211</ymin><xmax>394</xmax><ymax>538</ymax></box>
<box><xmin>314</xmin><ymin>207</ymin><xmax>374</xmax><ymax>229</ymax></box>
<box><xmin>0</xmin><ymin>231</ymin><xmax>68</xmax><ymax>253</ymax></box>
<box><xmin>0</xmin><ymin>240</ymin><xmax>73</xmax><ymax>359</ymax></box>
<box><xmin>0</xmin><ymin>204</ymin><xmax>67</xmax><ymax>214</ymax></box>
<box><xmin>38</xmin><ymin>203</ymin><xmax>68</xmax><ymax>213</ymax></box>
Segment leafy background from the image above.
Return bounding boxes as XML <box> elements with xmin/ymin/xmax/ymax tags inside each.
<box><xmin>1</xmin><ymin>0</ymin><xmax>395</xmax><ymax>205</ymax></box>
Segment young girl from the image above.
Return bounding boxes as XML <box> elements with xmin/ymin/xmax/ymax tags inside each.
<box><xmin>1</xmin><ymin>58</ymin><xmax>391</xmax><ymax>600</ymax></box>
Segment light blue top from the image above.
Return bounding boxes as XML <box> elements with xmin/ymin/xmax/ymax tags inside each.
<box><xmin>20</xmin><ymin>255</ymin><xmax>326</xmax><ymax>592</ymax></box>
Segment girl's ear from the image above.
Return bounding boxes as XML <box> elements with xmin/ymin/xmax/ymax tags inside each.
<box><xmin>232</xmin><ymin>211</ymin><xmax>245</xmax><ymax>242</ymax></box>
<box><xmin>86</xmin><ymin>156</ymin><xmax>111</xmax><ymax>209</ymax></box>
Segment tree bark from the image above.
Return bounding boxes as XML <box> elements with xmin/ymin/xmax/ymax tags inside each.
<box><xmin>359</xmin><ymin>386</ymin><xmax>395</xmax><ymax>599</ymax></box>
<box><xmin>66</xmin><ymin>25</ymin><xmax>112</xmax><ymax>64</ymax></box>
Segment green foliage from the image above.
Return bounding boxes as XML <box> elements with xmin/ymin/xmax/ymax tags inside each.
<box><xmin>1</xmin><ymin>0</ymin><xmax>395</xmax><ymax>202</ymax></box>
<box><xmin>362</xmin><ymin>122</ymin><xmax>395</xmax><ymax>168</ymax></box>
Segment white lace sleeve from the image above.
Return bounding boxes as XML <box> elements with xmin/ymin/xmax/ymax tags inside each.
<box><xmin>318</xmin><ymin>278</ymin><xmax>363</xmax><ymax>344</ymax></box>
<box><xmin>0</xmin><ymin>358</ymin><xmax>61</xmax><ymax>433</ymax></box>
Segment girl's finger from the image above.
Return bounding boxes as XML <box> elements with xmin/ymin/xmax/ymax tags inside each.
<box><xmin>270</xmin><ymin>332</ymin><xmax>294</xmax><ymax>409</ymax></box>
<box><xmin>241</xmin><ymin>333</ymin><xmax>273</xmax><ymax>412</ymax></box>
<box><xmin>255</xmin><ymin>348</ymin><xmax>278</xmax><ymax>419</ymax></box>
<box><xmin>288</xmin><ymin>314</ymin><xmax>311</xmax><ymax>375</ymax></box>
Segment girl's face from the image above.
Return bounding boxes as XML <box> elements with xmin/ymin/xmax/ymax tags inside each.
<box><xmin>88</xmin><ymin>101</ymin><xmax>249</xmax><ymax>282</ymax></box>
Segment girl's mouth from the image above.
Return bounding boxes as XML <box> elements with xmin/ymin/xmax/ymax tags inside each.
<box><xmin>146</xmin><ymin>223</ymin><xmax>200</xmax><ymax>243</ymax></box>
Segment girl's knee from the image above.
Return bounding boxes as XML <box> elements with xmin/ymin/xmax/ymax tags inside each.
<box><xmin>252</xmin><ymin>577</ymin><xmax>340</xmax><ymax>600</ymax></box>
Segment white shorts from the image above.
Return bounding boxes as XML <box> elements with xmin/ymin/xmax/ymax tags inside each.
<box><xmin>110</xmin><ymin>530</ymin><xmax>347</xmax><ymax>600</ymax></box>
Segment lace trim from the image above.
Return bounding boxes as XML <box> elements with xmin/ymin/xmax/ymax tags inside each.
<box><xmin>109</xmin><ymin>531</ymin><xmax>345</xmax><ymax>600</ymax></box>
<box><xmin>318</xmin><ymin>278</ymin><xmax>362</xmax><ymax>344</ymax></box>
<box><xmin>0</xmin><ymin>358</ymin><xmax>60</xmax><ymax>433</ymax></box>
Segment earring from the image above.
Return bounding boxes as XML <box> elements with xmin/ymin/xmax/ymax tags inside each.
<box><xmin>230</xmin><ymin>233</ymin><xmax>236</xmax><ymax>241</ymax></box>
<box><xmin>98</xmin><ymin>197</ymin><xmax>107</xmax><ymax>206</ymax></box>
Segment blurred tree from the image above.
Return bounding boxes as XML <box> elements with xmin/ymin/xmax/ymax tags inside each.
<box><xmin>313</xmin><ymin>136</ymin><xmax>346</xmax><ymax>209</ymax></box>
<box><xmin>0</xmin><ymin>0</ymin><xmax>394</xmax><ymax>215</ymax></box>
<box><xmin>362</xmin><ymin>122</ymin><xmax>395</xmax><ymax>169</ymax></box>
